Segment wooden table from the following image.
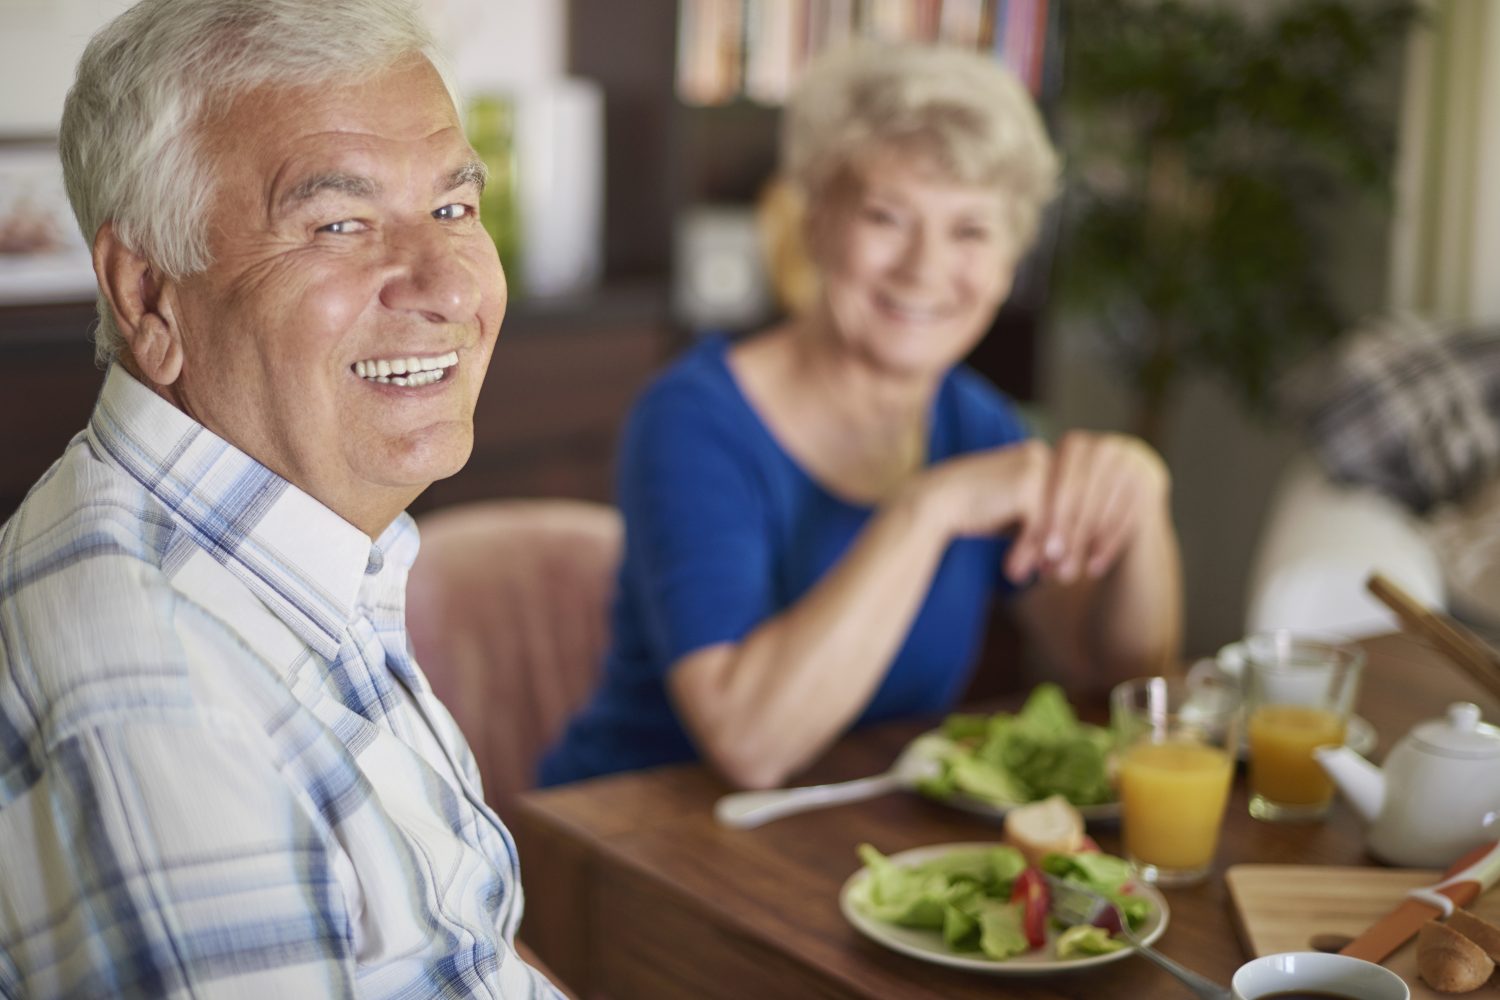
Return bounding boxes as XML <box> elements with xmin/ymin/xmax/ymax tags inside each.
<box><xmin>512</xmin><ymin>634</ymin><xmax>1498</xmax><ymax>999</ymax></box>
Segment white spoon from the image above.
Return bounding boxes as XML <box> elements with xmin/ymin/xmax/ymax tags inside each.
<box><xmin>714</xmin><ymin>733</ymin><xmax>948</xmax><ymax>829</ymax></box>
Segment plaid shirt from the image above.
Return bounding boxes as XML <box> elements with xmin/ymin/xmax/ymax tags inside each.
<box><xmin>0</xmin><ymin>366</ymin><xmax>560</xmax><ymax>999</ymax></box>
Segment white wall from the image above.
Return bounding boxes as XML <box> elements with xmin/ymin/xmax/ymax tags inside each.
<box><xmin>422</xmin><ymin>0</ymin><xmax>566</xmax><ymax>95</ymax></box>
<box><xmin>1389</xmin><ymin>0</ymin><xmax>1500</xmax><ymax>325</ymax></box>
<box><xmin>0</xmin><ymin>0</ymin><xmax>135</xmax><ymax>135</ymax></box>
<box><xmin>0</xmin><ymin>0</ymin><xmax>565</xmax><ymax>135</ymax></box>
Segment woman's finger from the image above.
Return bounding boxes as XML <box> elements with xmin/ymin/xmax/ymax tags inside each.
<box><xmin>1084</xmin><ymin>439</ymin><xmax>1168</xmax><ymax>577</ymax></box>
<box><xmin>1003</xmin><ymin>445</ymin><xmax>1053</xmax><ymax>582</ymax></box>
<box><xmin>1043</xmin><ymin>433</ymin><xmax>1104</xmax><ymax>583</ymax></box>
<box><xmin>1083</xmin><ymin>470</ymin><xmax>1137</xmax><ymax>578</ymax></box>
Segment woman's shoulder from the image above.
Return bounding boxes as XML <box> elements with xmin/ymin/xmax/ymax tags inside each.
<box><xmin>936</xmin><ymin>364</ymin><xmax>1031</xmax><ymax>449</ymax></box>
<box><xmin>943</xmin><ymin>362</ymin><xmax>1013</xmax><ymax>405</ymax></box>
<box><xmin>637</xmin><ymin>335</ymin><xmax>737</xmax><ymax>410</ymax></box>
<box><xmin>625</xmin><ymin>335</ymin><xmax>767</xmax><ymax>457</ymax></box>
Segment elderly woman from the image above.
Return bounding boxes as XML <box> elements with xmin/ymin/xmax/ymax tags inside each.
<box><xmin>540</xmin><ymin>44</ymin><xmax>1181</xmax><ymax>791</ymax></box>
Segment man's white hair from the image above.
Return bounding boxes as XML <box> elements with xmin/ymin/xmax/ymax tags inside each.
<box><xmin>59</xmin><ymin>0</ymin><xmax>457</xmax><ymax>365</ymax></box>
<box><xmin>781</xmin><ymin>43</ymin><xmax>1059</xmax><ymax>251</ymax></box>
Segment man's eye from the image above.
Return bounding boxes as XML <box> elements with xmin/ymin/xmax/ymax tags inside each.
<box><xmin>956</xmin><ymin>226</ymin><xmax>992</xmax><ymax>242</ymax></box>
<box><xmin>318</xmin><ymin>219</ymin><xmax>366</xmax><ymax>235</ymax></box>
<box><xmin>434</xmin><ymin>203</ymin><xmax>474</xmax><ymax>221</ymax></box>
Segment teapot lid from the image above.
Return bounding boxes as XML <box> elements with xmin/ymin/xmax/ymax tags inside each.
<box><xmin>1410</xmin><ymin>702</ymin><xmax>1500</xmax><ymax>759</ymax></box>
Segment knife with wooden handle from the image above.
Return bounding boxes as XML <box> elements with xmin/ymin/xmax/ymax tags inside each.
<box><xmin>1367</xmin><ymin>573</ymin><xmax>1500</xmax><ymax>702</ymax></box>
<box><xmin>1340</xmin><ymin>840</ymin><xmax>1500</xmax><ymax>963</ymax></box>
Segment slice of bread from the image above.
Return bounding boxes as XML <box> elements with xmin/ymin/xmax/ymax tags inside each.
<box><xmin>1418</xmin><ymin>920</ymin><xmax>1495</xmax><ymax>993</ymax></box>
<box><xmin>1003</xmin><ymin>794</ymin><xmax>1085</xmax><ymax>866</ymax></box>
<box><xmin>1446</xmin><ymin>909</ymin><xmax>1500</xmax><ymax>964</ymax></box>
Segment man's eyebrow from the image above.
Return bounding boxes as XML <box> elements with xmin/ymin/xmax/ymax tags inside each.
<box><xmin>443</xmin><ymin>159</ymin><xmax>487</xmax><ymax>195</ymax></box>
<box><xmin>278</xmin><ymin>172</ymin><xmax>379</xmax><ymax>213</ymax></box>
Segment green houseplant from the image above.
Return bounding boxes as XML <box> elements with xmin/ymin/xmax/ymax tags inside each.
<box><xmin>1053</xmin><ymin>0</ymin><xmax>1419</xmax><ymax>446</ymax></box>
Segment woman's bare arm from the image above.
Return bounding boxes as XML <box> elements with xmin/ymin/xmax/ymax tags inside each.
<box><xmin>668</xmin><ymin>441</ymin><xmax>1054</xmax><ymax>789</ymax></box>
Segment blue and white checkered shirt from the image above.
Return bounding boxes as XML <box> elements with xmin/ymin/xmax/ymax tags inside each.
<box><xmin>0</xmin><ymin>366</ymin><xmax>560</xmax><ymax>999</ymax></box>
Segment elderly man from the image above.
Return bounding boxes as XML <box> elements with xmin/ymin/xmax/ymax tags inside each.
<box><xmin>0</xmin><ymin>1</ymin><xmax>560</xmax><ymax>996</ymax></box>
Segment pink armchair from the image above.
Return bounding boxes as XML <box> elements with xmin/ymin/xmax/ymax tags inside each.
<box><xmin>406</xmin><ymin>499</ymin><xmax>622</xmax><ymax>820</ymax></box>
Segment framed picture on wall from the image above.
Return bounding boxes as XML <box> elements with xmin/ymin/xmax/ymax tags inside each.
<box><xmin>0</xmin><ymin>140</ymin><xmax>95</xmax><ymax>306</ymax></box>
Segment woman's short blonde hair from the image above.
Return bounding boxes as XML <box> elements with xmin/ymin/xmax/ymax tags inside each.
<box><xmin>780</xmin><ymin>43</ymin><xmax>1059</xmax><ymax>250</ymax></box>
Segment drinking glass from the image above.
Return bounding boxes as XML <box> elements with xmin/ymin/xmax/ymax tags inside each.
<box><xmin>1243</xmin><ymin>630</ymin><xmax>1365</xmax><ymax>822</ymax></box>
<box><xmin>1111</xmin><ymin>672</ymin><xmax>1241</xmax><ymax>887</ymax></box>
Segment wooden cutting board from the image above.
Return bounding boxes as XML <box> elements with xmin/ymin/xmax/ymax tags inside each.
<box><xmin>1226</xmin><ymin>864</ymin><xmax>1500</xmax><ymax>999</ymax></box>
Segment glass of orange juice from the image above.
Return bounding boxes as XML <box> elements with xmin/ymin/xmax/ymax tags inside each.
<box><xmin>1110</xmin><ymin>673</ymin><xmax>1241</xmax><ymax>887</ymax></box>
<box><xmin>1244</xmin><ymin>632</ymin><xmax>1364</xmax><ymax>822</ymax></box>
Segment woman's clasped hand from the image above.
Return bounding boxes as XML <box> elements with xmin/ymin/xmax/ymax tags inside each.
<box><xmin>922</xmin><ymin>432</ymin><xmax>1171</xmax><ymax>586</ymax></box>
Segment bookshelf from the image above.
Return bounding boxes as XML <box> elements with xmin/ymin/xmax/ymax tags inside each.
<box><xmin>568</xmin><ymin>0</ymin><xmax>1064</xmax><ymax>402</ymax></box>
<box><xmin>676</xmin><ymin>0</ymin><xmax>1059</xmax><ymax>107</ymax></box>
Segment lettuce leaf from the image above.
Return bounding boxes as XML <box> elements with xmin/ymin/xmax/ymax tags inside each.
<box><xmin>977</xmin><ymin>899</ymin><xmax>1030</xmax><ymax>960</ymax></box>
<box><xmin>922</xmin><ymin>683</ymin><xmax>1115</xmax><ymax>808</ymax></box>
<box><xmin>1055</xmin><ymin>925</ymin><xmax>1127</xmax><ymax>958</ymax></box>
<box><xmin>854</xmin><ymin>843</ymin><xmax>1028</xmax><ymax>930</ymax></box>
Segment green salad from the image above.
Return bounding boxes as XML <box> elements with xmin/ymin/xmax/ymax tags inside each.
<box><xmin>849</xmin><ymin>843</ymin><xmax>1154</xmax><ymax>961</ymax></box>
<box><xmin>916</xmin><ymin>684</ymin><xmax>1115</xmax><ymax>808</ymax></box>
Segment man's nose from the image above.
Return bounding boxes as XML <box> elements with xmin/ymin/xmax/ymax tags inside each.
<box><xmin>379</xmin><ymin>223</ymin><xmax>484</xmax><ymax>322</ymax></box>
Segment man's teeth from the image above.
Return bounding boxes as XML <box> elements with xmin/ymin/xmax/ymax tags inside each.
<box><xmin>354</xmin><ymin>350</ymin><xmax>459</xmax><ymax>386</ymax></box>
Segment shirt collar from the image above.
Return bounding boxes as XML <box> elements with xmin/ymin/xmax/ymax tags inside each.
<box><xmin>88</xmin><ymin>365</ymin><xmax>415</xmax><ymax>659</ymax></box>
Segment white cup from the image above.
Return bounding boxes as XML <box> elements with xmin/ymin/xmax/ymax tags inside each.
<box><xmin>1232</xmin><ymin>951</ymin><xmax>1409</xmax><ymax>999</ymax></box>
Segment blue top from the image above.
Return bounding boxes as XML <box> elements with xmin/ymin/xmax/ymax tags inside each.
<box><xmin>538</xmin><ymin>336</ymin><xmax>1031</xmax><ymax>786</ymax></box>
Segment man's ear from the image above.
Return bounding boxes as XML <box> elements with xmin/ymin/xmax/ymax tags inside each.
<box><xmin>93</xmin><ymin>221</ymin><xmax>183</xmax><ymax>386</ymax></box>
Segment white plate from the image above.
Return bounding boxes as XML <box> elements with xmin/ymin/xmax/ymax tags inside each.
<box><xmin>941</xmin><ymin>792</ymin><xmax>1122</xmax><ymax>825</ymax></box>
<box><xmin>839</xmin><ymin>842</ymin><xmax>1170</xmax><ymax>975</ymax></box>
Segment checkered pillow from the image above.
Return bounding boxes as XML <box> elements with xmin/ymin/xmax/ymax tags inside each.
<box><xmin>1281</xmin><ymin>314</ymin><xmax>1500</xmax><ymax>512</ymax></box>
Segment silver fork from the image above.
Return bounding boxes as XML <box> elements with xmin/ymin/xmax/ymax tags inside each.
<box><xmin>1043</xmin><ymin>873</ymin><xmax>1231</xmax><ymax>1000</ymax></box>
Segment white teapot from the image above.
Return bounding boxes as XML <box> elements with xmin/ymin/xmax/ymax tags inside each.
<box><xmin>1315</xmin><ymin>702</ymin><xmax>1500</xmax><ymax>867</ymax></box>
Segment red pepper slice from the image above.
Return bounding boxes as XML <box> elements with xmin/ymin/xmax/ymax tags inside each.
<box><xmin>1009</xmin><ymin>867</ymin><xmax>1050</xmax><ymax>950</ymax></box>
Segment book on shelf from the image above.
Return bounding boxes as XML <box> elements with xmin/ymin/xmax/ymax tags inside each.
<box><xmin>677</xmin><ymin>0</ymin><xmax>746</xmax><ymax>106</ymax></box>
<box><xmin>992</xmin><ymin>0</ymin><xmax>1051</xmax><ymax>94</ymax></box>
<box><xmin>805</xmin><ymin>0</ymin><xmax>855</xmax><ymax>57</ymax></box>
<box><xmin>856</xmin><ymin>0</ymin><xmax>917</xmax><ymax>43</ymax></box>
<box><xmin>744</xmin><ymin>0</ymin><xmax>800</xmax><ymax>104</ymax></box>
<box><xmin>938</xmin><ymin>0</ymin><xmax>986</xmax><ymax>48</ymax></box>
<box><xmin>674</xmin><ymin>0</ymin><xmax>1058</xmax><ymax>106</ymax></box>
